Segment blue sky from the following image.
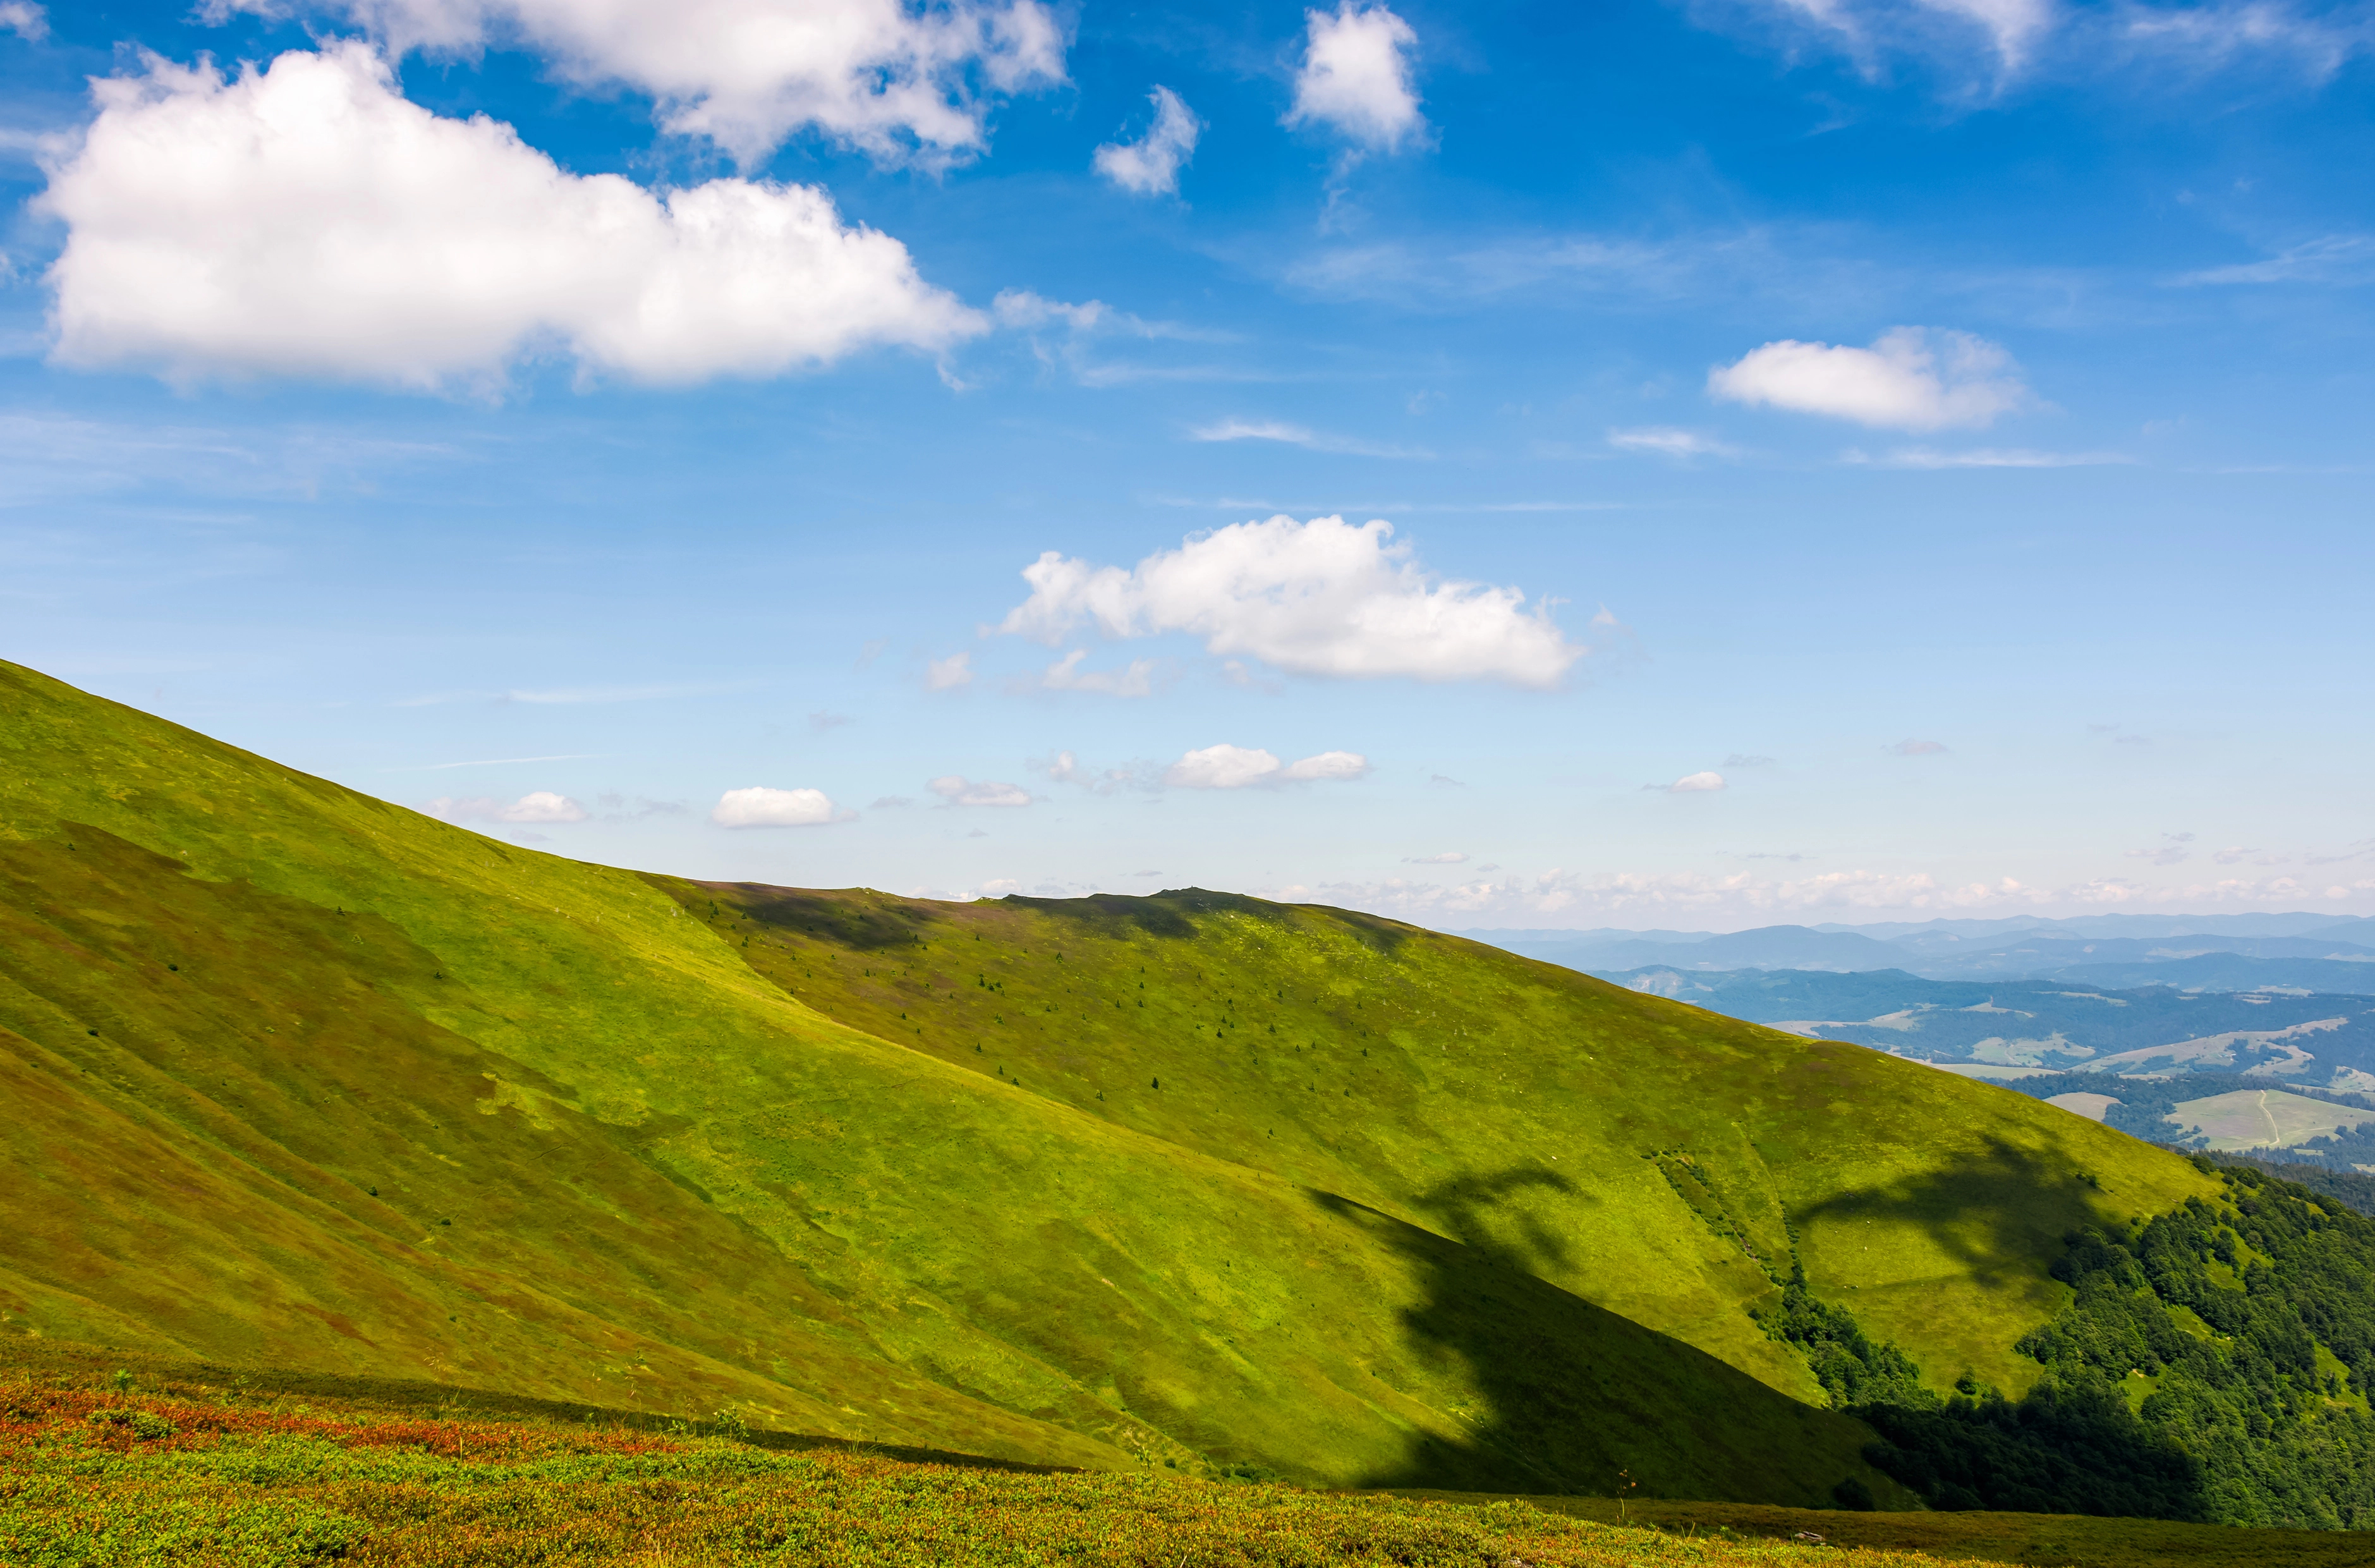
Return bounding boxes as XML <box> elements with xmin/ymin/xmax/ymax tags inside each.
<box><xmin>1</xmin><ymin>0</ymin><xmax>2369</xmax><ymax>929</ymax></box>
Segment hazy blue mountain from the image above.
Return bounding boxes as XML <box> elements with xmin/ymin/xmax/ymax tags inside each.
<box><xmin>1452</xmin><ymin>915</ymin><xmax>2375</xmax><ymax>988</ymax></box>
<box><xmin>2048</xmin><ymin>955</ymin><xmax>2375</xmax><ymax>995</ymax></box>
<box><xmin>1591</xmin><ymin>965</ymin><xmax>2375</xmax><ymax>1089</ymax></box>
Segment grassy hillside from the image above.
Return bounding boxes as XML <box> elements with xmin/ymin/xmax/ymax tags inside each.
<box><xmin>0</xmin><ymin>659</ymin><xmax>2221</xmax><ymax>1504</ymax></box>
<box><xmin>667</xmin><ymin>879</ymin><xmax>2214</xmax><ymax>1401</ymax></box>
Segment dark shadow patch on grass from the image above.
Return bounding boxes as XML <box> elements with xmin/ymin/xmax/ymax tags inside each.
<box><xmin>1314</xmin><ymin>1176</ymin><xmax>1884</xmax><ymax>1506</ymax></box>
<box><xmin>689</xmin><ymin>881</ymin><xmax>948</xmax><ymax>952</ymax></box>
<box><xmin>1786</xmin><ymin>1134</ymin><xmax>2106</xmax><ymax>1289</ymax></box>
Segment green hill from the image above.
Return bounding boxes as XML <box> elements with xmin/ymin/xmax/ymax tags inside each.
<box><xmin>0</xmin><ymin>659</ymin><xmax>2227</xmax><ymax>1507</ymax></box>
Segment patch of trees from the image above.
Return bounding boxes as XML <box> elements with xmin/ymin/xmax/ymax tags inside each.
<box><xmin>1789</xmin><ymin>1167</ymin><xmax>2375</xmax><ymax>1526</ymax></box>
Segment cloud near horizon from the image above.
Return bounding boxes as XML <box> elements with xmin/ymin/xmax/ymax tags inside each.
<box><xmin>1709</xmin><ymin>327</ymin><xmax>2030</xmax><ymax>432</ymax></box>
<box><xmin>996</xmin><ymin>514</ymin><xmax>1586</xmax><ymax>687</ymax></box>
<box><xmin>1165</xmin><ymin>743</ymin><xmax>1370</xmax><ymax>789</ymax></box>
<box><xmin>422</xmin><ymin>789</ymin><xmax>588</xmax><ymax>824</ymax></box>
<box><xmin>711</xmin><ymin>786</ymin><xmax>845</xmax><ymax>827</ymax></box>
<box><xmin>930</xmin><ymin>775</ymin><xmax>1034</xmax><ymax>806</ymax></box>
<box><xmin>41</xmin><ymin>46</ymin><xmax>983</xmax><ymax>391</ymax></box>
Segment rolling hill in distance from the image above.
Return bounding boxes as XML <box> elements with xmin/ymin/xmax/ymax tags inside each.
<box><xmin>13</xmin><ymin>657</ymin><xmax>2375</xmax><ymax>1526</ymax></box>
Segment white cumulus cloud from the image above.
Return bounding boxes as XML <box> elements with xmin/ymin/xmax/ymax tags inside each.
<box><xmin>930</xmin><ymin>775</ymin><xmax>1033</xmax><ymax>806</ymax></box>
<box><xmin>423</xmin><ymin>789</ymin><xmax>590</xmax><ymax>824</ymax></box>
<box><xmin>1093</xmin><ymin>85</ymin><xmax>1200</xmax><ymax>196</ymax></box>
<box><xmin>926</xmin><ymin>652</ymin><xmax>976</xmax><ymax>690</ymax></box>
<box><xmin>212</xmin><ymin>0</ymin><xmax>1065</xmax><ymax>165</ymax></box>
<box><xmin>1666</xmin><ymin>771</ymin><xmax>1726</xmax><ymax>793</ymax></box>
<box><xmin>39</xmin><ymin>46</ymin><xmax>983</xmax><ymax>391</ymax></box>
<box><xmin>0</xmin><ymin>3</ymin><xmax>46</xmax><ymax>40</ymax></box>
<box><xmin>1165</xmin><ymin>743</ymin><xmax>1370</xmax><ymax>789</ymax></box>
<box><xmin>1708</xmin><ymin>327</ymin><xmax>2030</xmax><ymax>431</ymax></box>
<box><xmin>712</xmin><ymin>786</ymin><xmax>844</xmax><ymax>827</ymax></box>
<box><xmin>995</xmin><ymin>514</ymin><xmax>1584</xmax><ymax>688</ymax></box>
<box><xmin>1284</xmin><ymin>2</ymin><xmax>1424</xmax><ymax>152</ymax></box>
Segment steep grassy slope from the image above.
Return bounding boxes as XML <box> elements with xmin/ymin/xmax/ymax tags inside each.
<box><xmin>0</xmin><ymin>659</ymin><xmax>2218</xmax><ymax>1505</ymax></box>
<box><xmin>667</xmin><ymin>880</ymin><xmax>2216</xmax><ymax>1402</ymax></box>
<box><xmin>0</xmin><ymin>659</ymin><xmax>1910</xmax><ymax>1502</ymax></box>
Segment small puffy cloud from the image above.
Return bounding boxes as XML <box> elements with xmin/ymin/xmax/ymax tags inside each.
<box><xmin>1167</xmin><ymin>744</ymin><xmax>1284</xmax><ymax>791</ymax></box>
<box><xmin>1665</xmin><ymin>771</ymin><xmax>1726</xmax><ymax>793</ymax></box>
<box><xmin>2127</xmin><ymin>834</ymin><xmax>2194</xmax><ymax>867</ymax></box>
<box><xmin>930</xmin><ymin>775</ymin><xmax>1033</xmax><ymax>807</ymax></box>
<box><xmin>1165</xmin><ymin>743</ymin><xmax>1370</xmax><ymax>789</ymax></box>
<box><xmin>1188</xmin><ymin>418</ymin><xmax>1430</xmax><ymax>459</ymax></box>
<box><xmin>1709</xmin><ymin>327</ymin><xmax>2029</xmax><ymax>432</ymax></box>
<box><xmin>1282</xmin><ymin>749</ymin><xmax>1369</xmax><ymax>781</ymax></box>
<box><xmin>1404</xmin><ymin>851</ymin><xmax>1467</xmax><ymax>864</ymax></box>
<box><xmin>1094</xmin><ymin>86</ymin><xmax>1201</xmax><ymax>196</ymax></box>
<box><xmin>926</xmin><ymin>652</ymin><xmax>975</xmax><ymax>690</ymax></box>
<box><xmin>213</xmin><ymin>0</ymin><xmax>1065</xmax><ymax>166</ymax></box>
<box><xmin>996</xmin><ymin>514</ymin><xmax>1584</xmax><ymax>688</ymax></box>
<box><xmin>1041</xmin><ymin>649</ymin><xmax>1156</xmax><ymax>696</ymax></box>
<box><xmin>1285</xmin><ymin>2</ymin><xmax>1424</xmax><ymax>152</ymax></box>
<box><xmin>712</xmin><ymin>786</ymin><xmax>844</xmax><ymax>827</ymax></box>
<box><xmin>40</xmin><ymin>46</ymin><xmax>984</xmax><ymax>391</ymax></box>
<box><xmin>424</xmin><ymin>789</ymin><xmax>589</xmax><ymax>824</ymax></box>
<box><xmin>979</xmin><ymin>878</ymin><xmax>1021</xmax><ymax>896</ymax></box>
<box><xmin>2214</xmin><ymin>846</ymin><xmax>2257</xmax><ymax>865</ymax></box>
<box><xmin>0</xmin><ymin>3</ymin><xmax>46</xmax><ymax>40</ymax></box>
<box><xmin>1608</xmin><ymin>427</ymin><xmax>1739</xmax><ymax>459</ymax></box>
<box><xmin>1888</xmin><ymin>738</ymin><xmax>1949</xmax><ymax>755</ymax></box>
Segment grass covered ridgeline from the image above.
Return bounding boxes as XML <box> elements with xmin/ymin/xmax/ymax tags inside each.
<box><xmin>0</xmin><ymin>1371</ymin><xmax>1953</xmax><ymax>1568</ymax></box>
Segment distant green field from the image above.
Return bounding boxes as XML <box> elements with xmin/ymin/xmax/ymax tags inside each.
<box><xmin>0</xmin><ymin>658</ymin><xmax>2243</xmax><ymax>1507</ymax></box>
<box><xmin>2166</xmin><ymin>1089</ymin><xmax>2375</xmax><ymax>1151</ymax></box>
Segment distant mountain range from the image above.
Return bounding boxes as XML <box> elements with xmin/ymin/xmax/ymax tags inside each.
<box><xmin>1458</xmin><ymin>915</ymin><xmax>2375</xmax><ymax>992</ymax></box>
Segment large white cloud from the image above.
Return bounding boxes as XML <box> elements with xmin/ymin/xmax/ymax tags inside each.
<box><xmin>995</xmin><ymin>514</ymin><xmax>1584</xmax><ymax>688</ymax></box>
<box><xmin>216</xmin><ymin>0</ymin><xmax>1065</xmax><ymax>164</ymax></box>
<box><xmin>1165</xmin><ymin>744</ymin><xmax>1370</xmax><ymax>789</ymax></box>
<box><xmin>712</xmin><ymin>786</ymin><xmax>843</xmax><ymax>827</ymax></box>
<box><xmin>1707</xmin><ymin>327</ymin><xmax>2029</xmax><ymax>431</ymax></box>
<box><xmin>1284</xmin><ymin>2</ymin><xmax>1424</xmax><ymax>152</ymax></box>
<box><xmin>1093</xmin><ymin>86</ymin><xmax>1200</xmax><ymax>196</ymax></box>
<box><xmin>39</xmin><ymin>46</ymin><xmax>983</xmax><ymax>389</ymax></box>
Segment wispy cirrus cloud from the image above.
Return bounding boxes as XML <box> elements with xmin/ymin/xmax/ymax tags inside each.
<box><xmin>2178</xmin><ymin>234</ymin><xmax>2375</xmax><ymax>286</ymax></box>
<box><xmin>1188</xmin><ymin>418</ymin><xmax>1432</xmax><ymax>459</ymax></box>
<box><xmin>1845</xmin><ymin>446</ymin><xmax>2132</xmax><ymax>468</ymax></box>
<box><xmin>1608</xmin><ymin>427</ymin><xmax>1742</xmax><ymax>459</ymax></box>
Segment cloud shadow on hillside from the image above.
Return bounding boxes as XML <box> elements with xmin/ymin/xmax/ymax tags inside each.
<box><xmin>1312</xmin><ymin>1167</ymin><xmax>1866</xmax><ymax>1505</ymax></box>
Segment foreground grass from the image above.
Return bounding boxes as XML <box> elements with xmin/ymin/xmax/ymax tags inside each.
<box><xmin>0</xmin><ymin>1375</ymin><xmax>1951</xmax><ymax>1568</ymax></box>
<box><xmin>1389</xmin><ymin>1496</ymin><xmax>2375</xmax><ymax>1568</ymax></box>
